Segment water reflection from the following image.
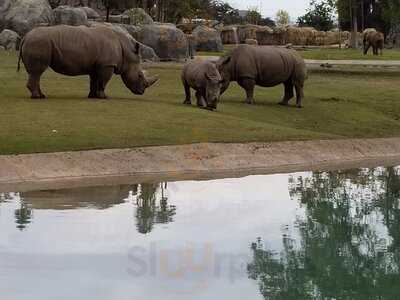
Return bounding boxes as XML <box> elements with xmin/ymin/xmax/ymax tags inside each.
<box><xmin>14</xmin><ymin>197</ymin><xmax>33</xmax><ymax>231</ymax></box>
<box><xmin>248</xmin><ymin>167</ymin><xmax>400</xmax><ymax>299</ymax></box>
<box><xmin>135</xmin><ymin>183</ymin><xmax>176</xmax><ymax>234</ymax></box>
<box><xmin>0</xmin><ymin>167</ymin><xmax>400</xmax><ymax>299</ymax></box>
<box><xmin>6</xmin><ymin>183</ymin><xmax>176</xmax><ymax>233</ymax></box>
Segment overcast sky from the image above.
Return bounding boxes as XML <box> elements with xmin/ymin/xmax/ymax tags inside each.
<box><xmin>226</xmin><ymin>0</ymin><xmax>310</xmax><ymax>19</ymax></box>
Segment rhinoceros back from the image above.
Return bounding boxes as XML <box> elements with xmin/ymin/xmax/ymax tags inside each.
<box><xmin>231</xmin><ymin>45</ymin><xmax>306</xmax><ymax>87</ymax></box>
<box><xmin>22</xmin><ymin>25</ymin><xmax>122</xmax><ymax>76</ymax></box>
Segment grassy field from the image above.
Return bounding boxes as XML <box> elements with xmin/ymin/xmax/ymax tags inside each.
<box><xmin>1</xmin><ymin>51</ymin><xmax>400</xmax><ymax>155</ymax></box>
<box><xmin>199</xmin><ymin>45</ymin><xmax>400</xmax><ymax>60</ymax></box>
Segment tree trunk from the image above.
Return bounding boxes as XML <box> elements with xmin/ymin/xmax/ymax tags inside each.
<box><xmin>350</xmin><ymin>13</ymin><xmax>358</xmax><ymax>48</ymax></box>
<box><xmin>106</xmin><ymin>6</ymin><xmax>110</xmax><ymax>22</ymax></box>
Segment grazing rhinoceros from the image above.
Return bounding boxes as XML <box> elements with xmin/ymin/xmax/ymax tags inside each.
<box><xmin>363</xmin><ymin>29</ymin><xmax>384</xmax><ymax>56</ymax></box>
<box><xmin>217</xmin><ymin>45</ymin><xmax>307</xmax><ymax>108</ymax></box>
<box><xmin>182</xmin><ymin>59</ymin><xmax>222</xmax><ymax>110</ymax></box>
<box><xmin>18</xmin><ymin>25</ymin><xmax>158</xmax><ymax>99</ymax></box>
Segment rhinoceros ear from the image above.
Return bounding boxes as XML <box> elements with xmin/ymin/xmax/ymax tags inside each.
<box><xmin>205</xmin><ymin>71</ymin><xmax>222</xmax><ymax>83</ymax></box>
<box><xmin>218</xmin><ymin>56</ymin><xmax>231</xmax><ymax>66</ymax></box>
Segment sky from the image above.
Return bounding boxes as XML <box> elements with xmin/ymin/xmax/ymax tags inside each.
<box><xmin>226</xmin><ymin>0</ymin><xmax>310</xmax><ymax>19</ymax></box>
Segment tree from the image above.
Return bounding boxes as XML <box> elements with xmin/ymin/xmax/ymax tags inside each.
<box><xmin>275</xmin><ymin>9</ymin><xmax>290</xmax><ymax>26</ymax></box>
<box><xmin>102</xmin><ymin>0</ymin><xmax>135</xmax><ymax>22</ymax></box>
<box><xmin>246</xmin><ymin>7</ymin><xmax>262</xmax><ymax>25</ymax></box>
<box><xmin>298</xmin><ymin>0</ymin><xmax>336</xmax><ymax>31</ymax></box>
<box><xmin>213</xmin><ymin>1</ymin><xmax>242</xmax><ymax>25</ymax></box>
<box><xmin>259</xmin><ymin>17</ymin><xmax>276</xmax><ymax>28</ymax></box>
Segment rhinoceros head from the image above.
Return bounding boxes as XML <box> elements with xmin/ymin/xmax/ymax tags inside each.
<box><xmin>121</xmin><ymin>67</ymin><xmax>158</xmax><ymax>95</ymax></box>
<box><xmin>205</xmin><ymin>68</ymin><xmax>223</xmax><ymax>110</ymax></box>
<box><xmin>120</xmin><ymin>39</ymin><xmax>158</xmax><ymax>95</ymax></box>
<box><xmin>216</xmin><ymin>56</ymin><xmax>232</xmax><ymax>95</ymax></box>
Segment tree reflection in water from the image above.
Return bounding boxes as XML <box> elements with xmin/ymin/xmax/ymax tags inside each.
<box><xmin>14</xmin><ymin>195</ymin><xmax>33</xmax><ymax>231</ymax></box>
<box><xmin>248</xmin><ymin>167</ymin><xmax>400</xmax><ymax>300</ymax></box>
<box><xmin>134</xmin><ymin>183</ymin><xmax>176</xmax><ymax>234</ymax></box>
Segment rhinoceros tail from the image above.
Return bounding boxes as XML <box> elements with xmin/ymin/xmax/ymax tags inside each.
<box><xmin>17</xmin><ymin>39</ymin><xmax>24</xmax><ymax>72</ymax></box>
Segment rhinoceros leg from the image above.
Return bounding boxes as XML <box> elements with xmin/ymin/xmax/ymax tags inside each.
<box><xmin>238</xmin><ymin>78</ymin><xmax>255</xmax><ymax>104</ymax></box>
<box><xmin>93</xmin><ymin>67</ymin><xmax>114</xmax><ymax>99</ymax></box>
<box><xmin>88</xmin><ymin>73</ymin><xmax>98</xmax><ymax>99</ymax></box>
<box><xmin>195</xmin><ymin>91</ymin><xmax>207</xmax><ymax>108</ymax></box>
<box><xmin>27</xmin><ymin>74</ymin><xmax>46</xmax><ymax>99</ymax></box>
<box><xmin>182</xmin><ymin>81</ymin><xmax>192</xmax><ymax>105</ymax></box>
<box><xmin>279</xmin><ymin>80</ymin><xmax>294</xmax><ymax>106</ymax></box>
<box><xmin>295</xmin><ymin>83</ymin><xmax>304</xmax><ymax>108</ymax></box>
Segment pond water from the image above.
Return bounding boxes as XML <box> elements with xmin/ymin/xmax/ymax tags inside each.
<box><xmin>1</xmin><ymin>166</ymin><xmax>400</xmax><ymax>299</ymax></box>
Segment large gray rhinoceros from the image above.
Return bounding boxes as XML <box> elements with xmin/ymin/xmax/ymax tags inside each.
<box><xmin>18</xmin><ymin>25</ymin><xmax>158</xmax><ymax>99</ymax></box>
<box><xmin>217</xmin><ymin>45</ymin><xmax>307</xmax><ymax>108</ymax></box>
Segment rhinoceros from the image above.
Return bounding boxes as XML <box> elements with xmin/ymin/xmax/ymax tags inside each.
<box><xmin>217</xmin><ymin>45</ymin><xmax>307</xmax><ymax>108</ymax></box>
<box><xmin>182</xmin><ymin>59</ymin><xmax>222</xmax><ymax>110</ymax></box>
<box><xmin>363</xmin><ymin>29</ymin><xmax>384</xmax><ymax>55</ymax></box>
<box><xmin>17</xmin><ymin>25</ymin><xmax>158</xmax><ymax>99</ymax></box>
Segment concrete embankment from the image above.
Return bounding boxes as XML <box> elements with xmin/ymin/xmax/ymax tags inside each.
<box><xmin>1</xmin><ymin>138</ymin><xmax>400</xmax><ymax>192</ymax></box>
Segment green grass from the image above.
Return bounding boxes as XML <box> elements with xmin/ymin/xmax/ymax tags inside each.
<box><xmin>199</xmin><ymin>45</ymin><xmax>400</xmax><ymax>60</ymax></box>
<box><xmin>1</xmin><ymin>50</ymin><xmax>400</xmax><ymax>155</ymax></box>
<box><xmin>300</xmin><ymin>48</ymin><xmax>400</xmax><ymax>60</ymax></box>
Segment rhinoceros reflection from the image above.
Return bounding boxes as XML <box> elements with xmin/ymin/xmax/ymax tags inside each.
<box><xmin>22</xmin><ymin>185</ymin><xmax>138</xmax><ymax>210</ymax></box>
<box><xmin>16</xmin><ymin>183</ymin><xmax>176</xmax><ymax>234</ymax></box>
<box><xmin>247</xmin><ymin>167</ymin><xmax>400</xmax><ymax>299</ymax></box>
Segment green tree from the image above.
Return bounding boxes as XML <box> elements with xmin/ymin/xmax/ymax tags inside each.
<box><xmin>246</xmin><ymin>7</ymin><xmax>262</xmax><ymax>25</ymax></box>
<box><xmin>298</xmin><ymin>0</ymin><xmax>336</xmax><ymax>31</ymax></box>
<box><xmin>275</xmin><ymin>9</ymin><xmax>291</xmax><ymax>26</ymax></box>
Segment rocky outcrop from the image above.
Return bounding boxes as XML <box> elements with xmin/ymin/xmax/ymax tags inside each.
<box><xmin>79</xmin><ymin>6</ymin><xmax>100</xmax><ymax>20</ymax></box>
<box><xmin>89</xmin><ymin>21</ymin><xmax>159</xmax><ymax>62</ymax></box>
<box><xmin>122</xmin><ymin>8</ymin><xmax>153</xmax><ymax>26</ymax></box>
<box><xmin>237</xmin><ymin>24</ymin><xmax>263</xmax><ymax>43</ymax></box>
<box><xmin>256</xmin><ymin>25</ymin><xmax>350</xmax><ymax>46</ymax></box>
<box><xmin>136</xmin><ymin>24</ymin><xmax>188</xmax><ymax>61</ymax></box>
<box><xmin>388</xmin><ymin>24</ymin><xmax>400</xmax><ymax>48</ymax></box>
<box><xmin>53</xmin><ymin>5</ymin><xmax>88</xmax><ymax>26</ymax></box>
<box><xmin>0</xmin><ymin>0</ymin><xmax>54</xmax><ymax>36</ymax></box>
<box><xmin>220</xmin><ymin>25</ymin><xmax>238</xmax><ymax>44</ymax></box>
<box><xmin>192</xmin><ymin>25</ymin><xmax>223</xmax><ymax>52</ymax></box>
<box><xmin>245</xmin><ymin>38</ymin><xmax>258</xmax><ymax>45</ymax></box>
<box><xmin>0</xmin><ymin>28</ymin><xmax>20</xmax><ymax>50</ymax></box>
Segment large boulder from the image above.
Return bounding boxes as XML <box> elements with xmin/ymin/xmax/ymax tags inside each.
<box><xmin>237</xmin><ymin>24</ymin><xmax>263</xmax><ymax>43</ymax></box>
<box><xmin>0</xmin><ymin>28</ymin><xmax>20</xmax><ymax>50</ymax></box>
<box><xmin>53</xmin><ymin>5</ymin><xmax>88</xmax><ymax>26</ymax></box>
<box><xmin>89</xmin><ymin>21</ymin><xmax>159</xmax><ymax>62</ymax></box>
<box><xmin>388</xmin><ymin>24</ymin><xmax>400</xmax><ymax>48</ymax></box>
<box><xmin>79</xmin><ymin>6</ymin><xmax>100</xmax><ymax>20</ymax></box>
<box><xmin>0</xmin><ymin>0</ymin><xmax>54</xmax><ymax>36</ymax></box>
<box><xmin>192</xmin><ymin>25</ymin><xmax>223</xmax><ymax>52</ymax></box>
<box><xmin>220</xmin><ymin>25</ymin><xmax>238</xmax><ymax>44</ymax></box>
<box><xmin>255</xmin><ymin>26</ymin><xmax>277</xmax><ymax>45</ymax></box>
<box><xmin>136</xmin><ymin>24</ymin><xmax>188</xmax><ymax>61</ymax></box>
<box><xmin>116</xmin><ymin>23</ymin><xmax>140</xmax><ymax>39</ymax></box>
<box><xmin>122</xmin><ymin>8</ymin><xmax>153</xmax><ymax>26</ymax></box>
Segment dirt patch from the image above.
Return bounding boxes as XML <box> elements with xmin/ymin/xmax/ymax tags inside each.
<box><xmin>1</xmin><ymin>138</ymin><xmax>400</xmax><ymax>192</ymax></box>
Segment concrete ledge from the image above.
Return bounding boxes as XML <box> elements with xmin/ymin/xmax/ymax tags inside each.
<box><xmin>1</xmin><ymin>138</ymin><xmax>400</xmax><ymax>192</ymax></box>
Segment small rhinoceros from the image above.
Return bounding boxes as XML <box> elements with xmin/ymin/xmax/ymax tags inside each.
<box><xmin>182</xmin><ymin>60</ymin><xmax>222</xmax><ymax>110</ymax></box>
<box><xmin>217</xmin><ymin>45</ymin><xmax>307</xmax><ymax>108</ymax></box>
<box><xmin>17</xmin><ymin>25</ymin><xmax>158</xmax><ymax>99</ymax></box>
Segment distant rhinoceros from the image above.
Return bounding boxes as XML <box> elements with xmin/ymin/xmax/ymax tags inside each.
<box><xmin>18</xmin><ymin>25</ymin><xmax>158</xmax><ymax>99</ymax></box>
<box><xmin>182</xmin><ymin>59</ymin><xmax>222</xmax><ymax>110</ymax></box>
<box><xmin>217</xmin><ymin>45</ymin><xmax>307</xmax><ymax>108</ymax></box>
<box><xmin>363</xmin><ymin>29</ymin><xmax>384</xmax><ymax>56</ymax></box>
